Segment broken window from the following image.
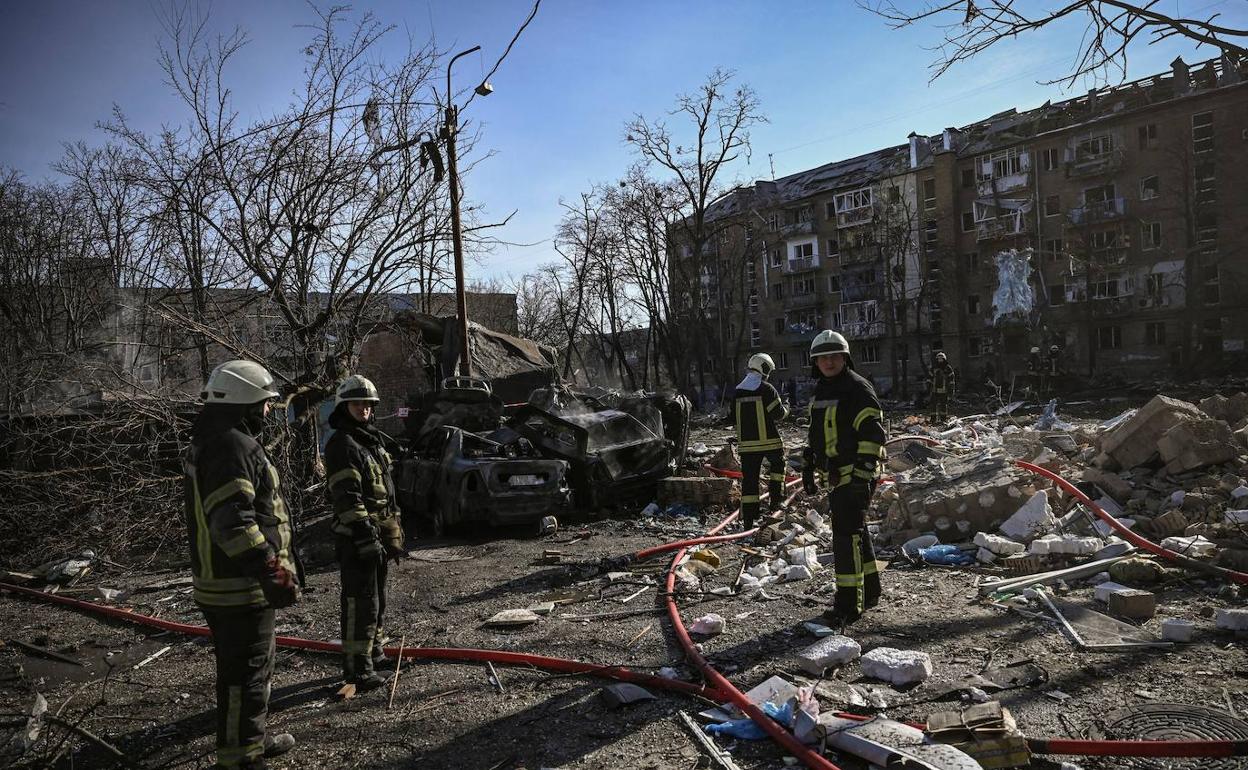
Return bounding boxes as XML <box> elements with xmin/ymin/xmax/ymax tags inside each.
<box><xmin>767</xmin><ymin>213</ymin><xmax>779</xmax><ymax>232</ymax></box>
<box><xmin>1196</xmin><ymin>210</ymin><xmax>1218</xmax><ymax>244</ymax></box>
<box><xmin>967</xmin><ymin>294</ymin><xmax>981</xmax><ymax>315</ymax></box>
<box><xmin>1146</xmin><ymin>322</ymin><xmax>1166</xmax><ymax>345</ymax></box>
<box><xmin>961</xmin><ymin>211</ymin><xmax>974</xmax><ymax>232</ymax></box>
<box><xmin>1089</xmin><ymin>229</ymin><xmax>1119</xmax><ymax>252</ymax></box>
<box><xmin>922</xmin><ymin>178</ymin><xmax>936</xmax><ymax>209</ymax></box>
<box><xmin>798</xmin><ymin>206</ymin><xmax>815</xmax><ymax>223</ymax></box>
<box><xmin>1195</xmin><ymin>162</ymin><xmax>1216</xmax><ymax>206</ymax></box>
<box><xmin>1083</xmin><ymin>183</ymin><xmax>1115</xmax><ymax>204</ymax></box>
<box><xmin>925</xmin><ymin>219</ymin><xmax>939</xmax><ymax>244</ymax></box>
<box><xmin>1138</xmin><ymin>123</ymin><xmax>1158</xmax><ymax>149</ymax></box>
<box><xmin>835</xmin><ymin>187</ymin><xmax>873</xmax><ymax>214</ymax></box>
<box><xmin>976</xmin><ymin>148</ymin><xmax>1028</xmax><ymax>181</ymax></box>
<box><xmin>826</xmin><ymin>238</ymin><xmax>840</xmax><ymax>256</ymax></box>
<box><xmin>824</xmin><ymin>200</ymin><xmax>836</xmax><ymax>220</ymax></box>
<box><xmin>965</xmin><ymin>252</ymin><xmax>980</xmax><ymax>272</ymax></box>
<box><xmin>859</xmin><ymin>341</ymin><xmax>881</xmax><ymax>363</ymax></box>
<box><xmin>1203</xmin><ymin>264</ymin><xmax>1221</xmax><ymax>305</ymax></box>
<box><xmin>1078</xmin><ymin>134</ymin><xmax>1114</xmax><ymax>158</ymax></box>
<box><xmin>1041</xmin><ymin>147</ymin><xmax>1060</xmax><ymax>171</ymax></box>
<box><xmin>1091</xmin><ymin>273</ymin><xmax>1122</xmax><ymax>299</ymax></box>
<box><xmin>771</xmin><ymin>283</ymin><xmax>783</xmax><ymax>301</ymax></box>
<box><xmin>1192</xmin><ymin>112</ymin><xmax>1214</xmax><ymax>154</ymax></box>
<box><xmin>770</xmin><ymin>248</ymin><xmax>782</xmax><ymax>268</ymax></box>
<box><xmin>968</xmin><ymin>336</ymin><xmax>993</xmax><ymax>357</ymax></box>
<box><xmin>1140</xmin><ymin>175</ymin><xmax>1160</xmax><ymax>200</ymax></box>
<box><xmin>773</xmin><ymin>317</ymin><xmax>784</xmax><ymax>335</ymax></box>
<box><xmin>747</xmin><ymin>260</ymin><xmax>757</xmax><ymax>282</ymax></box>
<box><xmin>827</xmin><ymin>274</ymin><xmax>841</xmax><ymax>293</ymax></box>
<box><xmin>794</xmin><ymin>276</ymin><xmax>816</xmax><ymax>295</ymax></box>
<box><xmin>750</xmin><ymin>321</ymin><xmax>761</xmax><ymax>347</ymax></box>
<box><xmin>777</xmin><ymin>352</ymin><xmax>790</xmax><ymax>370</ymax></box>
<box><xmin>961</xmin><ymin>168</ymin><xmax>976</xmax><ymax>188</ymax></box>
<box><xmin>792</xmin><ymin>242</ymin><xmax>815</xmax><ymax>260</ymax></box>
<box><xmin>748</xmin><ymin>290</ymin><xmax>759</xmax><ymax>315</ymax></box>
<box><xmin>1097</xmin><ymin>325</ymin><xmax>1123</xmax><ymax>350</ymax></box>
<box><xmin>1048</xmin><ymin>284</ymin><xmax>1066</xmax><ymax>305</ymax></box>
<box><xmin>888</xmin><ymin>185</ymin><xmax>901</xmax><ymax>203</ymax></box>
<box><xmin>1142</xmin><ymin>221</ymin><xmax>1162</xmax><ymax>249</ymax></box>
<box><xmin>1044</xmin><ymin>195</ymin><xmax>1061</xmax><ymax>216</ymax></box>
<box><xmin>1043</xmin><ymin>238</ymin><xmax>1064</xmax><ymax>262</ymax></box>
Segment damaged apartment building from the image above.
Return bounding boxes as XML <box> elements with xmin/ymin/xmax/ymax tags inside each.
<box><xmin>673</xmin><ymin>55</ymin><xmax>1248</xmax><ymax>398</ymax></box>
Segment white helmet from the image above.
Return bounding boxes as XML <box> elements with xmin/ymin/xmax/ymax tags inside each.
<box><xmin>201</xmin><ymin>360</ymin><xmax>280</xmax><ymax>405</ymax></box>
<box><xmin>810</xmin><ymin>330</ymin><xmax>854</xmax><ymax>373</ymax></box>
<box><xmin>335</xmin><ymin>374</ymin><xmax>380</xmax><ymax>406</ymax></box>
<box><xmin>935</xmin><ymin>351</ymin><xmax>947</xmax><ymax>362</ymax></box>
<box><xmin>747</xmin><ymin>353</ymin><xmax>776</xmax><ymax>377</ymax></box>
<box><xmin>1030</xmin><ymin>346</ymin><xmax>1041</xmax><ymax>355</ymax></box>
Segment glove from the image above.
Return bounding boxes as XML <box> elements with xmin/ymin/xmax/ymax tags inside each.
<box><xmin>259</xmin><ymin>556</ymin><xmax>301</xmax><ymax>609</ymax></box>
<box><xmin>351</xmin><ymin>521</ymin><xmax>383</xmax><ymax>563</ymax></box>
<box><xmin>801</xmin><ymin>448</ymin><xmax>818</xmax><ymax>496</ymax></box>
<box><xmin>379</xmin><ymin>517</ymin><xmax>407</xmax><ymax>561</ymax></box>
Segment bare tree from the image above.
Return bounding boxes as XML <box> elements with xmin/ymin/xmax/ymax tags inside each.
<box><xmin>862</xmin><ymin>1</ymin><xmax>1247</xmax><ymax>84</ymax></box>
<box><xmin>625</xmin><ymin>69</ymin><xmax>765</xmax><ymax>396</ymax></box>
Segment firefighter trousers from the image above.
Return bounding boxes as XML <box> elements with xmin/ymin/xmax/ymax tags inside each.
<box><xmin>336</xmin><ymin>536</ymin><xmax>388</xmax><ymax>680</ymax></box>
<box><xmin>931</xmin><ymin>390</ymin><xmax>949</xmax><ymax>421</ymax></box>
<box><xmin>740</xmin><ymin>448</ymin><xmax>785</xmax><ymax>529</ymax></box>
<box><xmin>829</xmin><ymin>482</ymin><xmax>881</xmax><ymax>617</ymax></box>
<box><xmin>202</xmin><ymin>606</ymin><xmax>276</xmax><ymax>769</ymax></box>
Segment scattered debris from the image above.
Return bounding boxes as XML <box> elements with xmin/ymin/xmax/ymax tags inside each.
<box><xmin>484</xmin><ymin>609</ymin><xmax>541</xmax><ymax>627</ymax></box>
<box><xmin>797</xmin><ymin>635</ymin><xmax>861</xmax><ymax>675</ymax></box>
<box><xmin>599</xmin><ymin>683</ymin><xmax>656</xmax><ymax>708</ymax></box>
<box><xmin>689</xmin><ymin>613</ymin><xmax>725</xmax><ymax>635</ymax></box>
<box><xmin>860</xmin><ymin>647</ymin><xmax>933</xmax><ymax>686</ymax></box>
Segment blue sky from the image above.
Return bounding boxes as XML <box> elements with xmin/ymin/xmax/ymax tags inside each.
<box><xmin>3</xmin><ymin>1</ymin><xmax>1244</xmax><ymax>282</ymax></box>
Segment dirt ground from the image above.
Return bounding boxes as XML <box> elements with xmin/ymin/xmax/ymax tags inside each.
<box><xmin>3</xmin><ymin>408</ymin><xmax>1248</xmax><ymax>770</ymax></box>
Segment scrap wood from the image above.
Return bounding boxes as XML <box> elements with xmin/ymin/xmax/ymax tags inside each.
<box><xmin>132</xmin><ymin>645</ymin><xmax>171</xmax><ymax>670</ymax></box>
<box><xmin>979</xmin><ymin>552</ymin><xmax>1136</xmax><ymax>595</ymax></box>
<box><xmin>559</xmin><ymin>607</ymin><xmax>665</xmax><ymax>622</ymax></box>
<box><xmin>45</xmin><ymin>714</ymin><xmax>137</xmax><ymax>768</ymax></box>
<box><xmin>486</xmin><ymin>660</ymin><xmax>505</xmax><ymax>694</ymax></box>
<box><xmin>619</xmin><ymin>586</ymin><xmax>651</xmax><ymax>604</ymax></box>
<box><xmin>677</xmin><ymin>711</ymin><xmax>743</xmax><ymax>770</ymax></box>
<box><xmin>626</xmin><ymin>624</ymin><xmax>653</xmax><ymax>649</ymax></box>
<box><xmin>8</xmin><ymin>639</ymin><xmax>82</xmax><ymax>667</ymax></box>
<box><xmin>387</xmin><ymin>634</ymin><xmax>406</xmax><ymax>710</ymax></box>
<box><xmin>401</xmin><ymin>687</ymin><xmax>466</xmax><ymax>718</ymax></box>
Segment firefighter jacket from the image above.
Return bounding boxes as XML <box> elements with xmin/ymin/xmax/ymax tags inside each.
<box><xmin>732</xmin><ymin>373</ymin><xmax>789</xmax><ymax>453</ymax></box>
<box><xmin>807</xmin><ymin>369</ymin><xmax>887</xmax><ymax>488</ymax></box>
<box><xmin>324</xmin><ymin>412</ymin><xmax>403</xmax><ymax>551</ymax></box>
<box><xmin>931</xmin><ymin>363</ymin><xmax>957</xmax><ymax>395</ymax></box>
<box><xmin>184</xmin><ymin>423</ymin><xmax>296</xmax><ymax>609</ymax></box>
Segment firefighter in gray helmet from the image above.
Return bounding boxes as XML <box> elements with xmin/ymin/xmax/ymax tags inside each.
<box><xmin>185</xmin><ymin>360</ymin><xmax>299</xmax><ymax>768</ymax></box>
<box><xmin>930</xmin><ymin>351</ymin><xmax>957</xmax><ymax>423</ymax></box>
<box><xmin>803</xmin><ymin>331</ymin><xmax>887</xmax><ymax>626</ymax></box>
<box><xmin>324</xmin><ymin>374</ymin><xmax>406</xmax><ymax>692</ymax></box>
<box><xmin>731</xmin><ymin>353</ymin><xmax>789</xmax><ymax>529</ymax></box>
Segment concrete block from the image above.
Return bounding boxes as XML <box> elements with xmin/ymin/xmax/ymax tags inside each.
<box><xmin>1000</xmin><ymin>490</ymin><xmax>1056</xmax><ymax>542</ymax></box>
<box><xmin>1107</xmin><ymin>588</ymin><xmax>1156</xmax><ymax>620</ymax></box>
<box><xmin>973</xmin><ymin>532</ymin><xmax>1026</xmax><ymax>556</ymax></box>
<box><xmin>1100</xmin><ymin>395</ymin><xmax>1204</xmax><ymax>470</ymax></box>
<box><xmin>1150</xmin><ymin>509</ymin><xmax>1189</xmax><ymax>537</ymax></box>
<box><xmin>1029</xmin><ymin>535</ymin><xmax>1060</xmax><ymax>555</ymax></box>
<box><xmin>656</xmin><ymin>476</ymin><xmax>735</xmax><ymax>506</ymax></box>
<box><xmin>1216</xmin><ymin>609</ymin><xmax>1248</xmax><ymax>632</ymax></box>
<box><xmin>1161</xmin><ymin>618</ymin><xmax>1195</xmax><ymax>642</ymax></box>
<box><xmin>976</xmin><ymin>547</ymin><xmax>996</xmax><ymax>564</ymax></box>
<box><xmin>1094</xmin><ymin>581</ymin><xmax>1130</xmax><ymax>602</ymax></box>
<box><xmin>1160</xmin><ymin>535</ymin><xmax>1217</xmax><ymax>558</ymax></box>
<box><xmin>861</xmin><ymin>647</ymin><xmax>933</xmax><ymax>686</ymax></box>
<box><xmin>797</xmin><ymin>635</ymin><xmax>862</xmax><ymax>674</ymax></box>
<box><xmin>1081</xmin><ymin>468</ymin><xmax>1133</xmax><ymax>503</ymax></box>
<box><xmin>782</xmin><ymin>564</ymin><xmax>813</xmax><ymax>582</ymax></box>
<box><xmin>1158</xmin><ymin>418</ymin><xmax>1238</xmax><ymax>475</ymax></box>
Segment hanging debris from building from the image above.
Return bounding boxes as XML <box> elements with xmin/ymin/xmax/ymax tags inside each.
<box><xmin>992</xmin><ymin>247</ymin><xmax>1036</xmax><ymax>324</ymax></box>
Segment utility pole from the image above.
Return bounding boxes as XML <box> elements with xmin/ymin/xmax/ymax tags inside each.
<box><xmin>445</xmin><ymin>45</ymin><xmax>483</xmax><ymax>377</ymax></box>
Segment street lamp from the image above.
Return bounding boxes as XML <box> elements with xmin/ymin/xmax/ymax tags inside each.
<box><xmin>445</xmin><ymin>45</ymin><xmax>491</xmax><ymax>377</ymax></box>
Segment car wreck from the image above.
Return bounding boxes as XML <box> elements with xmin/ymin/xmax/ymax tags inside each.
<box><xmin>395</xmin><ymin>378</ymin><xmax>572</xmax><ymax>535</ymax></box>
<box><xmin>509</xmin><ymin>387</ymin><xmax>691</xmax><ymax>509</ymax></box>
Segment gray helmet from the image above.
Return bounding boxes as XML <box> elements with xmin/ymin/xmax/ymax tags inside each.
<box><xmin>335</xmin><ymin>374</ymin><xmax>381</xmax><ymax>407</ymax></box>
<box><xmin>201</xmin><ymin>360</ymin><xmax>280</xmax><ymax>405</ymax></box>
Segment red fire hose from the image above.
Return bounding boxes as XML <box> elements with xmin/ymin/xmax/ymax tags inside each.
<box><xmin>1015</xmin><ymin>460</ymin><xmax>1248</xmax><ymax>585</ymax></box>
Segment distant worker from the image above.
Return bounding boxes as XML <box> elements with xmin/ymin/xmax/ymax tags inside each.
<box><xmin>185</xmin><ymin>360</ymin><xmax>300</xmax><ymax>769</ymax></box>
<box><xmin>930</xmin><ymin>351</ymin><xmax>957</xmax><ymax>422</ymax></box>
<box><xmin>325</xmin><ymin>375</ymin><xmax>407</xmax><ymax>693</ymax></box>
<box><xmin>731</xmin><ymin>353</ymin><xmax>789</xmax><ymax>529</ymax></box>
<box><xmin>802</xmin><ymin>331</ymin><xmax>887</xmax><ymax>627</ymax></box>
<box><xmin>1048</xmin><ymin>344</ymin><xmax>1061</xmax><ymax>377</ymax></box>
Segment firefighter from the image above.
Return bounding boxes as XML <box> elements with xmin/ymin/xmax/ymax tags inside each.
<box><xmin>801</xmin><ymin>331</ymin><xmax>887</xmax><ymax>626</ymax></box>
<box><xmin>930</xmin><ymin>351</ymin><xmax>957</xmax><ymax>422</ymax></box>
<box><xmin>731</xmin><ymin>353</ymin><xmax>789</xmax><ymax>529</ymax></box>
<box><xmin>324</xmin><ymin>375</ymin><xmax>407</xmax><ymax>692</ymax></box>
<box><xmin>185</xmin><ymin>360</ymin><xmax>300</xmax><ymax>769</ymax></box>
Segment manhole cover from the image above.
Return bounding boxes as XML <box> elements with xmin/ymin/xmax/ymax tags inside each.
<box><xmin>1089</xmin><ymin>703</ymin><xmax>1248</xmax><ymax>770</ymax></box>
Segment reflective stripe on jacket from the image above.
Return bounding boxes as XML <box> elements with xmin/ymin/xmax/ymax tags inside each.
<box><xmin>324</xmin><ymin>425</ymin><xmax>400</xmax><ymax>538</ymax></box>
<box><xmin>733</xmin><ymin>381</ymin><xmax>788</xmax><ymax>453</ymax></box>
<box><xmin>806</xmin><ymin>369</ymin><xmax>887</xmax><ymax>487</ymax></box>
<box><xmin>184</xmin><ymin>428</ymin><xmax>294</xmax><ymax>608</ymax></box>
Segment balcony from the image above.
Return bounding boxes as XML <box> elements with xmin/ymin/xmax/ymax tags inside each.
<box><xmin>976</xmin><ymin>170</ymin><xmax>1031</xmax><ymax>198</ymax></box>
<box><xmin>975</xmin><ymin>214</ymin><xmax>1031</xmax><ymax>241</ymax></box>
<box><xmin>779</xmin><ymin>220</ymin><xmax>816</xmax><ymax>238</ymax></box>
<box><xmin>838</xmin><ymin>242</ymin><xmax>878</xmax><ymax>265</ymax></box>
<box><xmin>836</xmin><ymin>207</ymin><xmax>874</xmax><ymax>229</ymax></box>
<box><xmin>783</xmin><ymin>254</ymin><xmax>821</xmax><ymax>274</ymax></box>
<box><xmin>841</xmin><ymin>319</ymin><xmax>885</xmax><ymax>339</ymax></box>
<box><xmin>1066</xmin><ymin>147</ymin><xmax>1125</xmax><ymax>178</ymax></box>
<box><xmin>1068</xmin><ymin>197</ymin><xmax>1127</xmax><ymax>226</ymax></box>
<box><xmin>787</xmin><ymin>291</ymin><xmax>820</xmax><ymax>308</ymax></box>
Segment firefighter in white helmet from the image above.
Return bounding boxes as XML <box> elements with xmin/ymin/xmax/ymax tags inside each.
<box><xmin>324</xmin><ymin>374</ymin><xmax>406</xmax><ymax>693</ymax></box>
<box><xmin>804</xmin><ymin>331</ymin><xmax>887</xmax><ymax>627</ymax></box>
<box><xmin>731</xmin><ymin>353</ymin><xmax>789</xmax><ymax>529</ymax></box>
<box><xmin>185</xmin><ymin>360</ymin><xmax>299</xmax><ymax>768</ymax></box>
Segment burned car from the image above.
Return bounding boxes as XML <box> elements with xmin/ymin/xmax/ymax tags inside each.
<box><xmin>394</xmin><ymin>378</ymin><xmax>571</xmax><ymax>535</ymax></box>
<box><xmin>509</xmin><ymin>387</ymin><xmax>690</xmax><ymax>509</ymax></box>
